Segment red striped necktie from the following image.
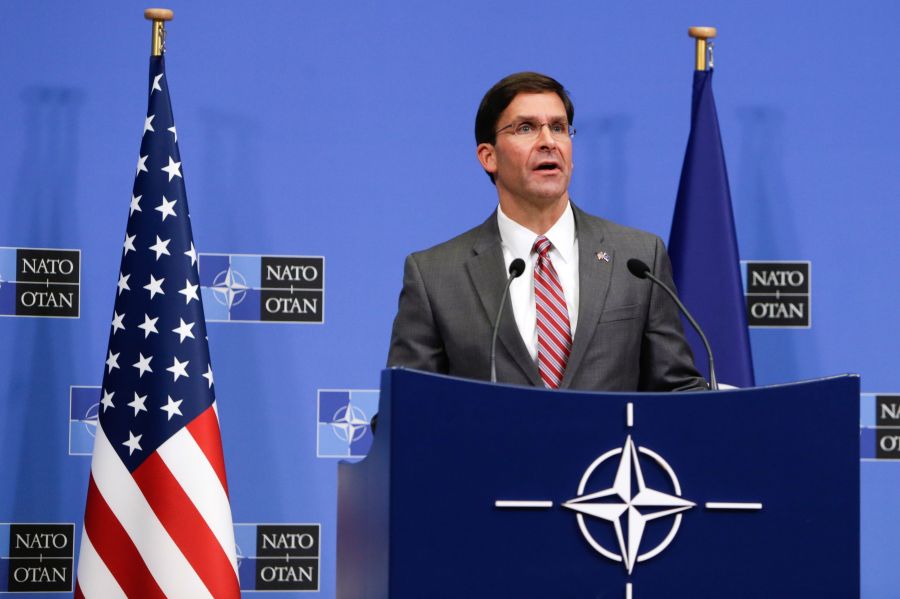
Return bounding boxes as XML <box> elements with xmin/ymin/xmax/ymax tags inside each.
<box><xmin>532</xmin><ymin>235</ymin><xmax>572</xmax><ymax>389</ymax></box>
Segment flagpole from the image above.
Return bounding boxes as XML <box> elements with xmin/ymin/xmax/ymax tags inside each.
<box><xmin>671</xmin><ymin>26</ymin><xmax>757</xmax><ymax>388</ymax></box>
<box><xmin>688</xmin><ymin>26</ymin><xmax>716</xmax><ymax>71</ymax></box>
<box><xmin>144</xmin><ymin>8</ymin><xmax>174</xmax><ymax>56</ymax></box>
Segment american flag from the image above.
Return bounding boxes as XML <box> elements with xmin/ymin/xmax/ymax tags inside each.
<box><xmin>75</xmin><ymin>56</ymin><xmax>240</xmax><ymax>598</ymax></box>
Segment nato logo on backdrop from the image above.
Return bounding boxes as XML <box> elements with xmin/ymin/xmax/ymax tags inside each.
<box><xmin>0</xmin><ymin>523</ymin><xmax>75</xmax><ymax>593</ymax></box>
<box><xmin>234</xmin><ymin>523</ymin><xmax>320</xmax><ymax>592</ymax></box>
<box><xmin>199</xmin><ymin>253</ymin><xmax>324</xmax><ymax>323</ymax></box>
<box><xmin>860</xmin><ymin>394</ymin><xmax>900</xmax><ymax>460</ymax></box>
<box><xmin>0</xmin><ymin>247</ymin><xmax>80</xmax><ymax>318</ymax></box>
<box><xmin>742</xmin><ymin>260</ymin><xmax>811</xmax><ymax>328</ymax></box>
<box><xmin>317</xmin><ymin>390</ymin><xmax>378</xmax><ymax>459</ymax></box>
<box><xmin>68</xmin><ymin>386</ymin><xmax>100</xmax><ymax>456</ymax></box>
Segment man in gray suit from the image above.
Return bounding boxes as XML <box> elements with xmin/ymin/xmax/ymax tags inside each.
<box><xmin>388</xmin><ymin>72</ymin><xmax>706</xmax><ymax>391</ymax></box>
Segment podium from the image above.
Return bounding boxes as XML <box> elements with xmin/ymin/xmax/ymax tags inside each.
<box><xmin>337</xmin><ymin>369</ymin><xmax>859</xmax><ymax>598</ymax></box>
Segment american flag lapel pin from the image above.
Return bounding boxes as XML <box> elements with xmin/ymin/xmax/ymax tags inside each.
<box><xmin>596</xmin><ymin>251</ymin><xmax>610</xmax><ymax>263</ymax></box>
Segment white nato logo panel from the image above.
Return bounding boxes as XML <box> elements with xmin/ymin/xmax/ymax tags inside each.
<box><xmin>495</xmin><ymin>402</ymin><xmax>762</xmax><ymax>598</ymax></box>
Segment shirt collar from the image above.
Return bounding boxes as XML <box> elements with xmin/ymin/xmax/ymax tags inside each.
<box><xmin>497</xmin><ymin>201</ymin><xmax>576</xmax><ymax>264</ymax></box>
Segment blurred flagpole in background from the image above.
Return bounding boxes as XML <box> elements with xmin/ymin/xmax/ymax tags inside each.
<box><xmin>668</xmin><ymin>27</ymin><xmax>755</xmax><ymax>388</ymax></box>
<box><xmin>75</xmin><ymin>10</ymin><xmax>240</xmax><ymax>598</ymax></box>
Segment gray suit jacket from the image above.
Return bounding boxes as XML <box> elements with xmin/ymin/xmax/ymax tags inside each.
<box><xmin>387</xmin><ymin>204</ymin><xmax>706</xmax><ymax>391</ymax></box>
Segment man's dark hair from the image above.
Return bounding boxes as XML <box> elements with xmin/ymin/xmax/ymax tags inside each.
<box><xmin>474</xmin><ymin>72</ymin><xmax>575</xmax><ymax>147</ymax></box>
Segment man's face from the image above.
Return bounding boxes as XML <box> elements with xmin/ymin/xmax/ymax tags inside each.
<box><xmin>477</xmin><ymin>92</ymin><xmax>573</xmax><ymax>210</ymax></box>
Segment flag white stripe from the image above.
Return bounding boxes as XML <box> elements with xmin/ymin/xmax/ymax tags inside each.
<box><xmin>91</xmin><ymin>424</ymin><xmax>213</xmax><ymax>599</ymax></box>
<box><xmin>76</xmin><ymin>527</ymin><xmax>128</xmax><ymax>599</ymax></box>
<box><xmin>158</xmin><ymin>428</ymin><xmax>239</xmax><ymax>578</ymax></box>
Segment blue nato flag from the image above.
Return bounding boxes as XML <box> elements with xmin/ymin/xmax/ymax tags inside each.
<box><xmin>668</xmin><ymin>69</ymin><xmax>755</xmax><ymax>387</ymax></box>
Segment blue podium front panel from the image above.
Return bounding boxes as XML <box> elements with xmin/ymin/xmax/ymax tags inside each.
<box><xmin>338</xmin><ymin>370</ymin><xmax>859</xmax><ymax>598</ymax></box>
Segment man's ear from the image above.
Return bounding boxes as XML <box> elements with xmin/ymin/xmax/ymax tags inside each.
<box><xmin>476</xmin><ymin>142</ymin><xmax>497</xmax><ymax>175</ymax></box>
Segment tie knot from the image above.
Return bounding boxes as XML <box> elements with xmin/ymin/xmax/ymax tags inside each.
<box><xmin>532</xmin><ymin>236</ymin><xmax>553</xmax><ymax>257</ymax></box>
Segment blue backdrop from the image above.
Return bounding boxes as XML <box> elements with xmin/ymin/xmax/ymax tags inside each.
<box><xmin>1</xmin><ymin>1</ymin><xmax>898</xmax><ymax>596</ymax></box>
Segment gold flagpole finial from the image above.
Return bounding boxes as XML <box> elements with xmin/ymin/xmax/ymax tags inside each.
<box><xmin>144</xmin><ymin>8</ymin><xmax>174</xmax><ymax>57</ymax></box>
<box><xmin>688</xmin><ymin>26</ymin><xmax>717</xmax><ymax>71</ymax></box>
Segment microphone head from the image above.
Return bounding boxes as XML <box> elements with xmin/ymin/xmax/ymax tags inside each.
<box><xmin>509</xmin><ymin>258</ymin><xmax>526</xmax><ymax>278</ymax></box>
<box><xmin>626</xmin><ymin>258</ymin><xmax>651</xmax><ymax>279</ymax></box>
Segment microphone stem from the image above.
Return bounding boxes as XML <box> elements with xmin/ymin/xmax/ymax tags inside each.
<box><xmin>643</xmin><ymin>271</ymin><xmax>718</xmax><ymax>391</ymax></box>
<box><xmin>491</xmin><ymin>276</ymin><xmax>517</xmax><ymax>383</ymax></box>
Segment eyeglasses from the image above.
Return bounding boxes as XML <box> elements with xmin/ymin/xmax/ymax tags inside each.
<box><xmin>495</xmin><ymin>120</ymin><xmax>576</xmax><ymax>141</ymax></box>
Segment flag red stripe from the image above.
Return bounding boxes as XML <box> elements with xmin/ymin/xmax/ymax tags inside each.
<box><xmin>74</xmin><ymin>581</ymin><xmax>84</xmax><ymax>599</ymax></box>
<box><xmin>186</xmin><ymin>405</ymin><xmax>230</xmax><ymax>496</ymax></box>
<box><xmin>82</xmin><ymin>475</ymin><xmax>166</xmax><ymax>599</ymax></box>
<box><xmin>132</xmin><ymin>453</ymin><xmax>239</xmax><ymax>599</ymax></box>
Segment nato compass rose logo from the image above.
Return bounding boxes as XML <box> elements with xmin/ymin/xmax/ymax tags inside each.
<box><xmin>563</xmin><ymin>434</ymin><xmax>693</xmax><ymax>574</ymax></box>
<box><xmin>330</xmin><ymin>404</ymin><xmax>370</xmax><ymax>444</ymax></box>
<box><xmin>317</xmin><ymin>390</ymin><xmax>378</xmax><ymax>458</ymax></box>
<box><xmin>495</xmin><ymin>402</ymin><xmax>762</xmax><ymax>597</ymax></box>
<box><xmin>69</xmin><ymin>386</ymin><xmax>103</xmax><ymax>455</ymax></box>
<box><xmin>79</xmin><ymin>403</ymin><xmax>100</xmax><ymax>438</ymax></box>
<box><xmin>212</xmin><ymin>267</ymin><xmax>249</xmax><ymax>310</ymax></box>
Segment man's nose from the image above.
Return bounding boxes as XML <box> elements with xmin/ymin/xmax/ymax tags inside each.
<box><xmin>536</xmin><ymin>123</ymin><xmax>557</xmax><ymax>147</ymax></box>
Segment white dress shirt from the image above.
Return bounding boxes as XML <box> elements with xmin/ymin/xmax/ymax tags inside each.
<box><xmin>497</xmin><ymin>202</ymin><xmax>579</xmax><ymax>361</ymax></box>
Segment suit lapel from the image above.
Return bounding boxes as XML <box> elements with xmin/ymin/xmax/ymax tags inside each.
<box><xmin>466</xmin><ymin>214</ymin><xmax>543</xmax><ymax>387</ymax></box>
<box><xmin>561</xmin><ymin>206</ymin><xmax>613</xmax><ymax>388</ymax></box>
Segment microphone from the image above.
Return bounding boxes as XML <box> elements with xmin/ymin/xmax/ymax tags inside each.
<box><xmin>626</xmin><ymin>258</ymin><xmax>718</xmax><ymax>391</ymax></box>
<box><xmin>491</xmin><ymin>258</ymin><xmax>526</xmax><ymax>383</ymax></box>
